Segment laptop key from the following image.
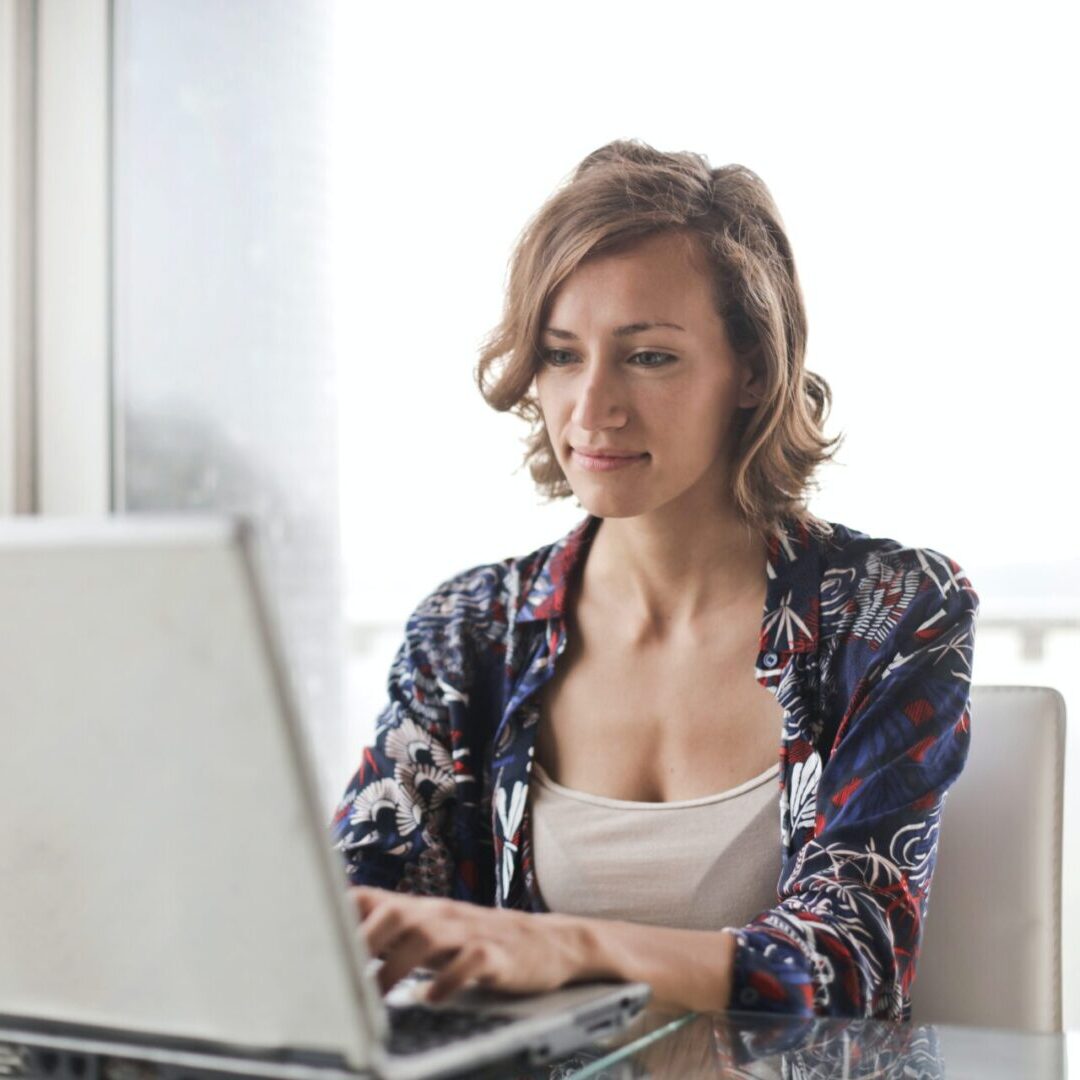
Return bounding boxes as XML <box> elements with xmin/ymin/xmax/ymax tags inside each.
<box><xmin>387</xmin><ymin>1005</ymin><xmax>516</xmax><ymax>1055</ymax></box>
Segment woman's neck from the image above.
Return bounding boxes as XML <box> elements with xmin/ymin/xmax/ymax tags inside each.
<box><xmin>580</xmin><ymin>506</ymin><xmax>769</xmax><ymax>633</ymax></box>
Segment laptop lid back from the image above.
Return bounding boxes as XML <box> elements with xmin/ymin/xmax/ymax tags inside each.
<box><xmin>0</xmin><ymin>517</ymin><xmax>383</xmax><ymax>1070</ymax></box>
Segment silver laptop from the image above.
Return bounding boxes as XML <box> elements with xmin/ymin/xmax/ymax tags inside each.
<box><xmin>0</xmin><ymin>516</ymin><xmax>650</xmax><ymax>1079</ymax></box>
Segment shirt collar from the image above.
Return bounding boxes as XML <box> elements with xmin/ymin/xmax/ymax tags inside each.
<box><xmin>514</xmin><ymin>514</ymin><xmax>601</xmax><ymax>624</ymax></box>
<box><xmin>514</xmin><ymin>512</ymin><xmax>823</xmax><ymax>658</ymax></box>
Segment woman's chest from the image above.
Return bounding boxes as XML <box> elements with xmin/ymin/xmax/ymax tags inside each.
<box><xmin>533</xmin><ymin>631</ymin><xmax>785</xmax><ymax>803</ymax></box>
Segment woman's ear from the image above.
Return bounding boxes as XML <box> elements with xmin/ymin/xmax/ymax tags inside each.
<box><xmin>736</xmin><ymin>349</ymin><xmax>766</xmax><ymax>409</ymax></box>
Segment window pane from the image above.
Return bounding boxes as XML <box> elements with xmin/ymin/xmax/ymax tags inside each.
<box><xmin>113</xmin><ymin>0</ymin><xmax>344</xmax><ymax>808</ymax></box>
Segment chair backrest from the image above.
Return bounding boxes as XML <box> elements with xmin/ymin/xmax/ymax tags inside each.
<box><xmin>912</xmin><ymin>685</ymin><xmax>1066</xmax><ymax>1033</ymax></box>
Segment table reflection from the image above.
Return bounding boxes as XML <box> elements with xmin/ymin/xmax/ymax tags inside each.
<box><xmin>480</xmin><ymin>1006</ymin><xmax>1069</xmax><ymax>1079</ymax></box>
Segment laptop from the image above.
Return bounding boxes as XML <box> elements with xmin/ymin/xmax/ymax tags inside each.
<box><xmin>0</xmin><ymin>516</ymin><xmax>650</xmax><ymax>1079</ymax></box>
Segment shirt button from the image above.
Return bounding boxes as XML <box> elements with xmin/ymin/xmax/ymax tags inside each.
<box><xmin>763</xmin><ymin>651</ymin><xmax>779</xmax><ymax>668</ymax></box>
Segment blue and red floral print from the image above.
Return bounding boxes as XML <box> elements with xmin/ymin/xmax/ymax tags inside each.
<box><xmin>331</xmin><ymin>513</ymin><xmax>978</xmax><ymax>1020</ymax></box>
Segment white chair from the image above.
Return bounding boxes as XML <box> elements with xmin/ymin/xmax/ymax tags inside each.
<box><xmin>912</xmin><ymin>685</ymin><xmax>1066</xmax><ymax>1033</ymax></box>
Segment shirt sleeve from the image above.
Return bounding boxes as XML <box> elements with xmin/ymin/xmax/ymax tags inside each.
<box><xmin>724</xmin><ymin>552</ymin><xmax>979</xmax><ymax>1019</ymax></box>
<box><xmin>329</xmin><ymin>625</ymin><xmax>463</xmax><ymax>897</ymax></box>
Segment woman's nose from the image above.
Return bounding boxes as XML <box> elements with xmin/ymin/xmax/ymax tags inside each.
<box><xmin>571</xmin><ymin>360</ymin><xmax>628</xmax><ymax>431</ymax></box>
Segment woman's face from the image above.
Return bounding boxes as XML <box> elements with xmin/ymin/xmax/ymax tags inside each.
<box><xmin>534</xmin><ymin>230</ymin><xmax>762</xmax><ymax>522</ymax></box>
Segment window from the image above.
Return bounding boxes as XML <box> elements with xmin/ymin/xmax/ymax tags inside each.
<box><xmin>113</xmin><ymin>0</ymin><xmax>345</xmax><ymax>805</ymax></box>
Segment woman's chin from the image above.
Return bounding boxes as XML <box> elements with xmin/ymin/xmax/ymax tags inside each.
<box><xmin>570</xmin><ymin>489</ymin><xmax>654</xmax><ymax>520</ymax></box>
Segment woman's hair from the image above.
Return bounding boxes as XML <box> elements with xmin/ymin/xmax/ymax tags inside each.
<box><xmin>474</xmin><ymin>138</ymin><xmax>842</xmax><ymax>539</ymax></box>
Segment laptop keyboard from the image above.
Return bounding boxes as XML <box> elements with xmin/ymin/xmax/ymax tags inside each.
<box><xmin>387</xmin><ymin>1004</ymin><xmax>517</xmax><ymax>1056</ymax></box>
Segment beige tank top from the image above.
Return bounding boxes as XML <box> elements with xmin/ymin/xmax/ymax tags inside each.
<box><xmin>528</xmin><ymin>759</ymin><xmax>781</xmax><ymax>932</ymax></box>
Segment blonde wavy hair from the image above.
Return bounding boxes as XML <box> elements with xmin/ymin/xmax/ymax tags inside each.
<box><xmin>474</xmin><ymin>138</ymin><xmax>842</xmax><ymax>539</ymax></box>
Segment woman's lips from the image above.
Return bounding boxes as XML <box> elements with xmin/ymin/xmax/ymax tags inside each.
<box><xmin>571</xmin><ymin>448</ymin><xmax>649</xmax><ymax>473</ymax></box>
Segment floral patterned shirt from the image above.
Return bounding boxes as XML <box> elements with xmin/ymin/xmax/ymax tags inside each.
<box><xmin>330</xmin><ymin>513</ymin><xmax>979</xmax><ymax>1021</ymax></box>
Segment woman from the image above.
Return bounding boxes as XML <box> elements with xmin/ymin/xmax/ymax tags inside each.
<box><xmin>331</xmin><ymin>139</ymin><xmax>979</xmax><ymax>1020</ymax></box>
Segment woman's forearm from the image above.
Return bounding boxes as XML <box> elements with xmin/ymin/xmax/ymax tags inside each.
<box><xmin>566</xmin><ymin>914</ymin><xmax>738</xmax><ymax>1013</ymax></box>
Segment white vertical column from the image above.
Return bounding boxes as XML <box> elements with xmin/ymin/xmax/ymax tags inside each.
<box><xmin>0</xmin><ymin>0</ymin><xmax>36</xmax><ymax>515</ymax></box>
<box><xmin>36</xmin><ymin>0</ymin><xmax>112</xmax><ymax>514</ymax></box>
<box><xmin>0</xmin><ymin>0</ymin><xmax>18</xmax><ymax>515</ymax></box>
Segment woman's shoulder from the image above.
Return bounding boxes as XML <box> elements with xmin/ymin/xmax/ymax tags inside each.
<box><xmin>815</xmin><ymin>517</ymin><xmax>975</xmax><ymax>588</ymax></box>
<box><xmin>806</xmin><ymin>516</ymin><xmax>980</xmax><ymax>645</ymax></box>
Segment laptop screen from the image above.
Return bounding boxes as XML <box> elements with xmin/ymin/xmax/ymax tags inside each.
<box><xmin>0</xmin><ymin>518</ymin><xmax>382</xmax><ymax>1070</ymax></box>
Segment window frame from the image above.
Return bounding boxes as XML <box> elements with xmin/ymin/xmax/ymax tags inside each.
<box><xmin>1</xmin><ymin>0</ymin><xmax>114</xmax><ymax>517</ymax></box>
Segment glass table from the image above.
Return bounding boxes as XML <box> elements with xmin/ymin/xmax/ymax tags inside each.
<box><xmin>2</xmin><ymin>1007</ymin><xmax>1072</xmax><ymax>1078</ymax></box>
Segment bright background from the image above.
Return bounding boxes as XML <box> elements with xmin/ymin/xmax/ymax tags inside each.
<box><xmin>333</xmin><ymin>0</ymin><xmax>1078</xmax><ymax>623</ymax></box>
<box><xmin>328</xmin><ymin>0</ymin><xmax>1079</xmax><ymax>1024</ymax></box>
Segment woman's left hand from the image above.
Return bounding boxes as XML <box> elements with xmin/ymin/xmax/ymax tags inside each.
<box><xmin>349</xmin><ymin>887</ymin><xmax>593</xmax><ymax>1002</ymax></box>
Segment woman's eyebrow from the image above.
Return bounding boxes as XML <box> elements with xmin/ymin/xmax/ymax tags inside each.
<box><xmin>542</xmin><ymin>321</ymin><xmax>686</xmax><ymax>340</ymax></box>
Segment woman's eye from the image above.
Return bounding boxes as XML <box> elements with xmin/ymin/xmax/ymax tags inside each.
<box><xmin>540</xmin><ymin>349</ymin><xmax>675</xmax><ymax>368</ymax></box>
<box><xmin>541</xmin><ymin>348</ymin><xmax>577</xmax><ymax>367</ymax></box>
<box><xmin>629</xmin><ymin>351</ymin><xmax>676</xmax><ymax>368</ymax></box>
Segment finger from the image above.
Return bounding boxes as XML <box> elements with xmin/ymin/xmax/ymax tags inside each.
<box><xmin>352</xmin><ymin>887</ymin><xmax>449</xmax><ymax>924</ymax></box>
<box><xmin>377</xmin><ymin>928</ymin><xmax>459</xmax><ymax>995</ymax></box>
<box><xmin>362</xmin><ymin>904</ymin><xmax>413</xmax><ymax>958</ymax></box>
<box><xmin>349</xmin><ymin>885</ymin><xmax>390</xmax><ymax>920</ymax></box>
<box><xmin>427</xmin><ymin>943</ymin><xmax>500</xmax><ymax>1004</ymax></box>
